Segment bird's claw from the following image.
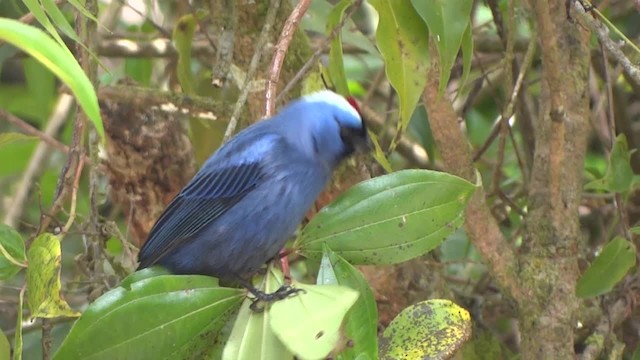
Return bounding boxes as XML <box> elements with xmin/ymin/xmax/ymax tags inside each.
<box><xmin>248</xmin><ymin>285</ymin><xmax>304</xmax><ymax>312</ymax></box>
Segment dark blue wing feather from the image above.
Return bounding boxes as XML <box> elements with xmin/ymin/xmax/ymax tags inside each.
<box><xmin>137</xmin><ymin>161</ymin><xmax>264</xmax><ymax>268</ymax></box>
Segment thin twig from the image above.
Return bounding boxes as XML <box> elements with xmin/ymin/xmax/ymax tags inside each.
<box><xmin>117</xmin><ymin>0</ymin><xmax>171</xmax><ymax>37</ymax></box>
<box><xmin>41</xmin><ymin>319</ymin><xmax>52</xmax><ymax>360</ymax></box>
<box><xmin>264</xmin><ymin>0</ymin><xmax>312</xmax><ymax>117</ymax></box>
<box><xmin>600</xmin><ymin>42</ymin><xmax>615</xmax><ymax>149</ymax></box>
<box><xmin>573</xmin><ymin>3</ymin><xmax>640</xmax><ymax>87</ymax></box>
<box><xmin>0</xmin><ymin>108</ymin><xmax>74</xmax><ymax>156</ymax></box>
<box><xmin>2</xmin><ymin>95</ymin><xmax>74</xmax><ymax>228</ymax></box>
<box><xmin>474</xmin><ymin>34</ymin><xmax>536</xmax><ymax>164</ymax></box>
<box><xmin>223</xmin><ymin>0</ymin><xmax>282</xmax><ymax>142</ymax></box>
<box><xmin>596</xmin><ymin>24</ymin><xmax>632</xmax><ymax>241</ymax></box>
<box><xmin>80</xmin><ymin>0</ymin><xmax>107</xmax><ymax>301</ymax></box>
<box><xmin>62</xmin><ymin>156</ymin><xmax>85</xmax><ymax>234</ymax></box>
<box><xmin>491</xmin><ymin>0</ymin><xmax>517</xmax><ymax>195</ymax></box>
<box><xmin>276</xmin><ymin>1</ymin><xmax>362</xmax><ymax>103</ymax></box>
<box><xmin>97</xmin><ymin>85</ymin><xmax>223</xmax><ymax>113</ymax></box>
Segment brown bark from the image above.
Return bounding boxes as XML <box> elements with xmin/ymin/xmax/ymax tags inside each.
<box><xmin>422</xmin><ymin>0</ymin><xmax>589</xmax><ymax>356</ymax></box>
<box><xmin>422</xmin><ymin>67</ymin><xmax>522</xmax><ymax>303</ymax></box>
<box><xmin>518</xmin><ymin>0</ymin><xmax>589</xmax><ymax>357</ymax></box>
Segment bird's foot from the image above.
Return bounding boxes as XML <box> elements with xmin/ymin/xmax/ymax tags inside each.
<box><xmin>247</xmin><ymin>285</ymin><xmax>304</xmax><ymax>312</ymax></box>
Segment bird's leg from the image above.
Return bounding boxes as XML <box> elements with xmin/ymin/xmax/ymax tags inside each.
<box><xmin>235</xmin><ymin>277</ymin><xmax>304</xmax><ymax>312</ymax></box>
<box><xmin>279</xmin><ymin>248</ymin><xmax>292</xmax><ymax>280</ymax></box>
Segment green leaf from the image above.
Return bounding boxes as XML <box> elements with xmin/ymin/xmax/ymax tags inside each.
<box><xmin>223</xmin><ymin>268</ymin><xmax>292</xmax><ymax>360</ymax></box>
<box><xmin>369</xmin><ymin>132</ymin><xmax>393</xmax><ymax>173</ymax></box>
<box><xmin>0</xmin><ymin>18</ymin><xmax>105</xmax><ymax>142</ymax></box>
<box><xmin>125</xmin><ymin>58</ymin><xmax>153</xmax><ymax>87</ymax></box>
<box><xmin>119</xmin><ymin>266</ymin><xmax>173</xmax><ymax>289</ymax></box>
<box><xmin>460</xmin><ymin>22</ymin><xmax>473</xmax><ymax>88</ymax></box>
<box><xmin>41</xmin><ymin>0</ymin><xmax>82</xmax><ymax>45</ymax></box>
<box><xmin>0</xmin><ymin>328</ymin><xmax>10</xmax><ymax>360</ymax></box>
<box><xmin>173</xmin><ymin>14</ymin><xmax>198</xmax><ymax>95</ymax></box>
<box><xmin>13</xmin><ymin>288</ymin><xmax>24</xmax><ymax>360</ymax></box>
<box><xmin>585</xmin><ymin>134</ymin><xmax>638</xmax><ymax>195</ymax></box>
<box><xmin>576</xmin><ymin>236</ymin><xmax>636</xmax><ymax>298</ymax></box>
<box><xmin>39</xmin><ymin>0</ymin><xmax>106</xmax><ymax>68</ymax></box>
<box><xmin>26</xmin><ymin>233</ymin><xmax>79</xmax><ymax>319</ymax></box>
<box><xmin>318</xmin><ymin>246</ymin><xmax>378</xmax><ymax>360</ymax></box>
<box><xmin>66</xmin><ymin>0</ymin><xmax>102</xmax><ymax>25</ymax></box>
<box><xmin>270</xmin><ymin>282</ymin><xmax>359</xmax><ymax>360</ymax></box>
<box><xmin>0</xmin><ymin>224</ymin><xmax>27</xmax><ymax>280</ymax></box>
<box><xmin>379</xmin><ymin>299</ymin><xmax>472</xmax><ymax>359</ymax></box>
<box><xmin>296</xmin><ymin>170</ymin><xmax>475</xmax><ymax>265</ymax></box>
<box><xmin>54</xmin><ymin>275</ymin><xmax>243</xmax><ymax>360</ymax></box>
<box><xmin>22</xmin><ymin>0</ymin><xmax>71</xmax><ymax>54</ymax></box>
<box><xmin>411</xmin><ymin>0</ymin><xmax>473</xmax><ymax>94</ymax></box>
<box><xmin>326</xmin><ymin>0</ymin><xmax>354</xmax><ymax>95</ymax></box>
<box><xmin>368</xmin><ymin>0</ymin><xmax>430</xmax><ymax>147</ymax></box>
<box><xmin>0</xmin><ymin>132</ymin><xmax>38</xmax><ymax>149</ymax></box>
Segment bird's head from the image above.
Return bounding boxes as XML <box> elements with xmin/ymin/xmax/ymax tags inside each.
<box><xmin>278</xmin><ymin>90</ymin><xmax>371</xmax><ymax>168</ymax></box>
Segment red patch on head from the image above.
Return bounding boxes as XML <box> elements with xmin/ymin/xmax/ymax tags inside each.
<box><xmin>346</xmin><ymin>96</ymin><xmax>361</xmax><ymax>116</ymax></box>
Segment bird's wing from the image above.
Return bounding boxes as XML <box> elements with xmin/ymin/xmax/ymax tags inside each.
<box><xmin>137</xmin><ymin>160</ymin><xmax>265</xmax><ymax>268</ymax></box>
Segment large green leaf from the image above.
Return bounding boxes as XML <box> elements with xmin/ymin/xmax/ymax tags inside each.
<box><xmin>318</xmin><ymin>246</ymin><xmax>378</xmax><ymax>360</ymax></box>
<box><xmin>411</xmin><ymin>0</ymin><xmax>474</xmax><ymax>93</ymax></box>
<box><xmin>296</xmin><ymin>170</ymin><xmax>475</xmax><ymax>264</ymax></box>
<box><xmin>0</xmin><ymin>18</ymin><xmax>104</xmax><ymax>141</ymax></box>
<box><xmin>368</xmin><ymin>0</ymin><xmax>429</xmax><ymax>148</ymax></box>
<box><xmin>270</xmin><ymin>282</ymin><xmax>359</xmax><ymax>360</ymax></box>
<box><xmin>0</xmin><ymin>224</ymin><xmax>27</xmax><ymax>280</ymax></box>
<box><xmin>379</xmin><ymin>299</ymin><xmax>472</xmax><ymax>359</ymax></box>
<box><xmin>576</xmin><ymin>237</ymin><xmax>636</xmax><ymax>298</ymax></box>
<box><xmin>223</xmin><ymin>268</ymin><xmax>292</xmax><ymax>360</ymax></box>
<box><xmin>54</xmin><ymin>273</ymin><xmax>243</xmax><ymax>360</ymax></box>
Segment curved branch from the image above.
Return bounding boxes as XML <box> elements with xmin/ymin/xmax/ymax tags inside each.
<box><xmin>264</xmin><ymin>0</ymin><xmax>311</xmax><ymax>117</ymax></box>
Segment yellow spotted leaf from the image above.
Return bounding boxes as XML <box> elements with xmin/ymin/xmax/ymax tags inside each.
<box><xmin>380</xmin><ymin>299</ymin><xmax>472</xmax><ymax>359</ymax></box>
<box><xmin>26</xmin><ymin>233</ymin><xmax>79</xmax><ymax>319</ymax></box>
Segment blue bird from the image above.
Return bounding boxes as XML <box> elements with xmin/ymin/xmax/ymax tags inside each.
<box><xmin>137</xmin><ymin>90</ymin><xmax>370</xmax><ymax>305</ymax></box>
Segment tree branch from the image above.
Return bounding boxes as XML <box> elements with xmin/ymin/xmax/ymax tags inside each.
<box><xmin>264</xmin><ymin>0</ymin><xmax>311</xmax><ymax>117</ymax></box>
<box><xmin>422</xmin><ymin>64</ymin><xmax>522</xmax><ymax>301</ymax></box>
